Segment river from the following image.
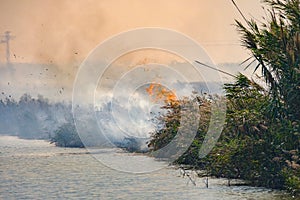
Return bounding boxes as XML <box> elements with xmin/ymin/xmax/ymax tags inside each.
<box><xmin>0</xmin><ymin>136</ymin><xmax>293</xmax><ymax>199</ymax></box>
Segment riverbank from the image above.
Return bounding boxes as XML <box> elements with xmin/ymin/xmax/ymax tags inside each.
<box><xmin>147</xmin><ymin>74</ymin><xmax>300</xmax><ymax>197</ymax></box>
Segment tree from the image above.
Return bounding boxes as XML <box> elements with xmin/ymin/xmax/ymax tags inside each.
<box><xmin>235</xmin><ymin>0</ymin><xmax>300</xmax><ymax>121</ymax></box>
<box><xmin>234</xmin><ymin>0</ymin><xmax>300</xmax><ymax>194</ymax></box>
<box><xmin>215</xmin><ymin>74</ymin><xmax>285</xmax><ymax>188</ymax></box>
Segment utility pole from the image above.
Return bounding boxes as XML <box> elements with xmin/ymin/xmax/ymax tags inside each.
<box><xmin>0</xmin><ymin>31</ymin><xmax>15</xmax><ymax>65</ymax></box>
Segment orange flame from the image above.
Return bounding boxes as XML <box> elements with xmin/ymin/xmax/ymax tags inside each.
<box><xmin>146</xmin><ymin>83</ymin><xmax>177</xmax><ymax>104</ymax></box>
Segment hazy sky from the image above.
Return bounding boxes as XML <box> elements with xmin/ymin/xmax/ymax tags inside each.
<box><xmin>0</xmin><ymin>0</ymin><xmax>267</xmax><ymax>101</ymax></box>
<box><xmin>0</xmin><ymin>0</ymin><xmax>264</xmax><ymax>68</ymax></box>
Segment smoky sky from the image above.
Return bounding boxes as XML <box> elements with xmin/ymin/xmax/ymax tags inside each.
<box><xmin>0</xmin><ymin>0</ymin><xmax>264</xmax><ymax>69</ymax></box>
<box><xmin>0</xmin><ymin>0</ymin><xmax>265</xmax><ymax>101</ymax></box>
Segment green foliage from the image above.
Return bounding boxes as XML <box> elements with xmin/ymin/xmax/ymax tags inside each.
<box><xmin>148</xmin><ymin>95</ymin><xmax>212</xmax><ymax>162</ymax></box>
<box><xmin>148</xmin><ymin>73</ymin><xmax>299</xmax><ymax>195</ymax></box>
<box><xmin>234</xmin><ymin>0</ymin><xmax>300</xmax><ymax>194</ymax></box>
<box><xmin>50</xmin><ymin>123</ymin><xmax>84</xmax><ymax>148</ymax></box>
<box><xmin>148</xmin><ymin>0</ymin><xmax>300</xmax><ymax>196</ymax></box>
<box><xmin>236</xmin><ymin>0</ymin><xmax>300</xmax><ymax>120</ymax></box>
<box><xmin>282</xmin><ymin>166</ymin><xmax>300</xmax><ymax>195</ymax></box>
<box><xmin>210</xmin><ymin>75</ymin><xmax>286</xmax><ymax>187</ymax></box>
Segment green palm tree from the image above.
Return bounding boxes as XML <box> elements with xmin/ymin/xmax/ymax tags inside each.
<box><xmin>235</xmin><ymin>0</ymin><xmax>300</xmax><ymax>120</ymax></box>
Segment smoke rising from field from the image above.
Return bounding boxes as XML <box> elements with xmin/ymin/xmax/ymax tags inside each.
<box><xmin>0</xmin><ymin>0</ymin><xmax>264</xmax><ymax>69</ymax></box>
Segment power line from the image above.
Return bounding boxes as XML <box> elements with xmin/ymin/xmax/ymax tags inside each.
<box><xmin>231</xmin><ymin>0</ymin><xmax>248</xmax><ymax>24</ymax></box>
<box><xmin>194</xmin><ymin>60</ymin><xmax>237</xmax><ymax>78</ymax></box>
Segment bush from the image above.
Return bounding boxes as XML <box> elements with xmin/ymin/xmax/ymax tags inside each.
<box><xmin>50</xmin><ymin>123</ymin><xmax>84</xmax><ymax>148</ymax></box>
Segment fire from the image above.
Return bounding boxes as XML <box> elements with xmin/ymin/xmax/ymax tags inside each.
<box><xmin>146</xmin><ymin>83</ymin><xmax>177</xmax><ymax>104</ymax></box>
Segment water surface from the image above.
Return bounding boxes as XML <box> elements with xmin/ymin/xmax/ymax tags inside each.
<box><xmin>0</xmin><ymin>136</ymin><xmax>292</xmax><ymax>199</ymax></box>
